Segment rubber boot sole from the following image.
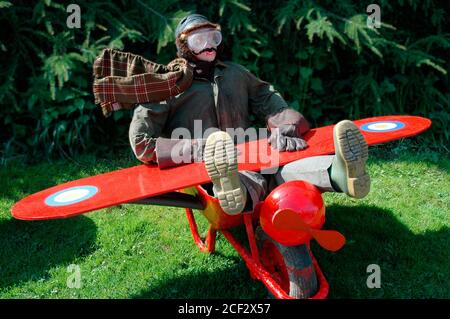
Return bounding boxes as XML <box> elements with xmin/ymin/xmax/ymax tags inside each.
<box><xmin>331</xmin><ymin>120</ymin><xmax>370</xmax><ymax>199</ymax></box>
<box><xmin>204</xmin><ymin>131</ymin><xmax>246</xmax><ymax>215</ymax></box>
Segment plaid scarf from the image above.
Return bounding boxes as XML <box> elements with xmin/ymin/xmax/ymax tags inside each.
<box><xmin>93</xmin><ymin>49</ymin><xmax>193</xmax><ymax>116</ymax></box>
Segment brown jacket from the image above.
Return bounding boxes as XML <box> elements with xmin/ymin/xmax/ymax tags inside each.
<box><xmin>129</xmin><ymin>60</ymin><xmax>309</xmax><ymax>165</ymax></box>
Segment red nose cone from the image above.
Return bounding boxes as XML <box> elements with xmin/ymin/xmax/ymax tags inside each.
<box><xmin>260</xmin><ymin>180</ymin><xmax>325</xmax><ymax>246</ymax></box>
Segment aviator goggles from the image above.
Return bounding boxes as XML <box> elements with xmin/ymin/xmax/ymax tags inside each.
<box><xmin>186</xmin><ymin>29</ymin><xmax>222</xmax><ymax>53</ymax></box>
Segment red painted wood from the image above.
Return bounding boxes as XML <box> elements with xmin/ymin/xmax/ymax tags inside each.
<box><xmin>11</xmin><ymin>115</ymin><xmax>431</xmax><ymax>220</ymax></box>
<box><xmin>237</xmin><ymin>115</ymin><xmax>431</xmax><ymax>171</ymax></box>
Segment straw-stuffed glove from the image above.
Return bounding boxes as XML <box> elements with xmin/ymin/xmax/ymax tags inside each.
<box><xmin>268</xmin><ymin>125</ymin><xmax>308</xmax><ymax>151</ymax></box>
<box><xmin>267</xmin><ymin>108</ymin><xmax>310</xmax><ymax>152</ymax></box>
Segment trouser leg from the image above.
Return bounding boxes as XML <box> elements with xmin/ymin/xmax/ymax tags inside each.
<box><xmin>209</xmin><ymin>170</ymin><xmax>268</xmax><ymax>211</ymax></box>
<box><xmin>274</xmin><ymin>155</ymin><xmax>338</xmax><ymax>193</ymax></box>
<box><xmin>219</xmin><ymin>156</ymin><xmax>336</xmax><ymax>211</ymax></box>
<box><xmin>238</xmin><ymin>171</ymin><xmax>269</xmax><ymax>210</ymax></box>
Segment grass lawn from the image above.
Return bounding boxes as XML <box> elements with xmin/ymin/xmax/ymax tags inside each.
<box><xmin>0</xmin><ymin>141</ymin><xmax>449</xmax><ymax>299</ymax></box>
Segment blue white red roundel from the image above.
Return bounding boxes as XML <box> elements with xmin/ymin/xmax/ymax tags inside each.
<box><xmin>360</xmin><ymin>121</ymin><xmax>405</xmax><ymax>133</ymax></box>
<box><xmin>45</xmin><ymin>186</ymin><xmax>98</xmax><ymax>206</ymax></box>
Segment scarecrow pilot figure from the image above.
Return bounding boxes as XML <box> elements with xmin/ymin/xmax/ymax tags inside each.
<box><xmin>129</xmin><ymin>14</ymin><xmax>371</xmax><ymax>214</ymax></box>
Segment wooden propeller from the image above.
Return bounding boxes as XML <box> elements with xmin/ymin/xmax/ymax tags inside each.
<box><xmin>272</xmin><ymin>209</ymin><xmax>346</xmax><ymax>252</ymax></box>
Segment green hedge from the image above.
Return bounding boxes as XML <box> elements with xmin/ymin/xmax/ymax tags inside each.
<box><xmin>0</xmin><ymin>0</ymin><xmax>448</xmax><ymax>163</ymax></box>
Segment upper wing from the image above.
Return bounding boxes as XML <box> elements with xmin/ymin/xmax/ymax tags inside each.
<box><xmin>238</xmin><ymin>115</ymin><xmax>432</xmax><ymax>172</ymax></box>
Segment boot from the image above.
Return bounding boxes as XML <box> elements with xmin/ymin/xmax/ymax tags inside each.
<box><xmin>204</xmin><ymin>131</ymin><xmax>247</xmax><ymax>215</ymax></box>
<box><xmin>330</xmin><ymin>120</ymin><xmax>371</xmax><ymax>199</ymax></box>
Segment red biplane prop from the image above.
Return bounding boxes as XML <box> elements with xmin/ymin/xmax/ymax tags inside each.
<box><xmin>11</xmin><ymin>115</ymin><xmax>431</xmax><ymax>299</ymax></box>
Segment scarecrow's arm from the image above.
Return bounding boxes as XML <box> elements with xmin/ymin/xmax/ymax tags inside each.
<box><xmin>243</xmin><ymin>67</ymin><xmax>309</xmax><ymax>135</ymax></box>
<box><xmin>129</xmin><ymin>101</ymin><xmax>204</xmax><ymax>169</ymax></box>
<box><xmin>243</xmin><ymin>68</ymin><xmax>310</xmax><ymax>152</ymax></box>
<box><xmin>129</xmin><ymin>102</ymin><xmax>170</xmax><ymax>164</ymax></box>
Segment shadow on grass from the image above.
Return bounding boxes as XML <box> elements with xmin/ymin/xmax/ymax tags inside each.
<box><xmin>132</xmin><ymin>258</ymin><xmax>267</xmax><ymax>299</ymax></box>
<box><xmin>0</xmin><ymin>216</ymin><xmax>97</xmax><ymax>290</ymax></box>
<box><xmin>131</xmin><ymin>204</ymin><xmax>448</xmax><ymax>299</ymax></box>
<box><xmin>131</xmin><ymin>225</ymin><xmax>266</xmax><ymax>299</ymax></box>
<box><xmin>314</xmin><ymin>204</ymin><xmax>450</xmax><ymax>298</ymax></box>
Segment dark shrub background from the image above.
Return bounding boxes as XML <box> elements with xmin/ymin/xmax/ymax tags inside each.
<box><xmin>0</xmin><ymin>0</ymin><xmax>448</xmax><ymax>163</ymax></box>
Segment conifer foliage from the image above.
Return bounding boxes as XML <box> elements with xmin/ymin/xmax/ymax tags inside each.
<box><xmin>0</xmin><ymin>0</ymin><xmax>448</xmax><ymax>162</ymax></box>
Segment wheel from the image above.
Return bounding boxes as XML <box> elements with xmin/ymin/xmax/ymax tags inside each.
<box><xmin>255</xmin><ymin>226</ymin><xmax>318</xmax><ymax>298</ymax></box>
